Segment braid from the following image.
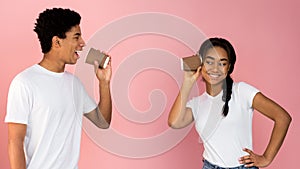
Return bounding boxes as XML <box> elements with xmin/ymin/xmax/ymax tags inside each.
<box><xmin>222</xmin><ymin>75</ymin><xmax>233</xmax><ymax>116</ymax></box>
<box><xmin>199</xmin><ymin>37</ymin><xmax>236</xmax><ymax>117</ymax></box>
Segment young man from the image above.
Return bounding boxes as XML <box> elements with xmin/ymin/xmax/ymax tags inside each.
<box><xmin>5</xmin><ymin>8</ymin><xmax>112</xmax><ymax>169</ymax></box>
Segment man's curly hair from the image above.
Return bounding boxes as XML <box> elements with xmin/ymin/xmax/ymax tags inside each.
<box><xmin>34</xmin><ymin>8</ymin><xmax>81</xmax><ymax>53</ymax></box>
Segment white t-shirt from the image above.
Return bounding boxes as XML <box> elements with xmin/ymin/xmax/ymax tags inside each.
<box><xmin>5</xmin><ymin>64</ymin><xmax>97</xmax><ymax>169</ymax></box>
<box><xmin>186</xmin><ymin>82</ymin><xmax>259</xmax><ymax>167</ymax></box>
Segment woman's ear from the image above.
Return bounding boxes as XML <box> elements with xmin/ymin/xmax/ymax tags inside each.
<box><xmin>228</xmin><ymin>64</ymin><xmax>231</xmax><ymax>71</ymax></box>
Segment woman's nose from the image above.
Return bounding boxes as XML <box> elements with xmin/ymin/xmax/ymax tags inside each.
<box><xmin>211</xmin><ymin>63</ymin><xmax>219</xmax><ymax>71</ymax></box>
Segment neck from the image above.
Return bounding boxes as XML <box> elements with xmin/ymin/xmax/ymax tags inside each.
<box><xmin>205</xmin><ymin>82</ymin><xmax>223</xmax><ymax>96</ymax></box>
<box><xmin>39</xmin><ymin>54</ymin><xmax>65</xmax><ymax>73</ymax></box>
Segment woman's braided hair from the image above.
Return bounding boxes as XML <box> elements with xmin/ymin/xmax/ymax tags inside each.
<box><xmin>199</xmin><ymin>37</ymin><xmax>236</xmax><ymax>116</ymax></box>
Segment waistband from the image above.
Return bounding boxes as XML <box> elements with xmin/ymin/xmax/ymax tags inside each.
<box><xmin>203</xmin><ymin>159</ymin><xmax>254</xmax><ymax>169</ymax></box>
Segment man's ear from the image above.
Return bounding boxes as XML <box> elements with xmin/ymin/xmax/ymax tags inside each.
<box><xmin>52</xmin><ymin>36</ymin><xmax>61</xmax><ymax>48</ymax></box>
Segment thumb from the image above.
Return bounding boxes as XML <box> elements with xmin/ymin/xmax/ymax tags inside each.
<box><xmin>243</xmin><ymin>148</ymin><xmax>253</xmax><ymax>155</ymax></box>
<box><xmin>196</xmin><ymin>66</ymin><xmax>201</xmax><ymax>73</ymax></box>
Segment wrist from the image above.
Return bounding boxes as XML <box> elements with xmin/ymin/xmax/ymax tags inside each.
<box><xmin>262</xmin><ymin>153</ymin><xmax>274</xmax><ymax>164</ymax></box>
<box><xmin>99</xmin><ymin>80</ymin><xmax>110</xmax><ymax>87</ymax></box>
<box><xmin>182</xmin><ymin>79</ymin><xmax>195</xmax><ymax>89</ymax></box>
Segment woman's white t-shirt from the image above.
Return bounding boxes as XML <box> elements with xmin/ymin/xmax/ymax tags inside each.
<box><xmin>186</xmin><ymin>82</ymin><xmax>259</xmax><ymax>167</ymax></box>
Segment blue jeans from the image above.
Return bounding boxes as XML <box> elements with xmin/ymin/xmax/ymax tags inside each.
<box><xmin>202</xmin><ymin>159</ymin><xmax>259</xmax><ymax>169</ymax></box>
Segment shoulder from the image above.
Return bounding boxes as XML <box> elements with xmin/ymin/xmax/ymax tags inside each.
<box><xmin>232</xmin><ymin>81</ymin><xmax>260</xmax><ymax>104</ymax></box>
<box><xmin>188</xmin><ymin>92</ymin><xmax>207</xmax><ymax>103</ymax></box>
<box><xmin>11</xmin><ymin>65</ymin><xmax>37</xmax><ymax>84</ymax></box>
<box><xmin>8</xmin><ymin>65</ymin><xmax>39</xmax><ymax>95</ymax></box>
<box><xmin>233</xmin><ymin>81</ymin><xmax>259</xmax><ymax>92</ymax></box>
<box><xmin>64</xmin><ymin>72</ymin><xmax>85</xmax><ymax>89</ymax></box>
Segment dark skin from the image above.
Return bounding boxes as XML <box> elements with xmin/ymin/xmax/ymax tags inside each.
<box><xmin>168</xmin><ymin>47</ymin><xmax>291</xmax><ymax>168</ymax></box>
<box><xmin>8</xmin><ymin>24</ymin><xmax>112</xmax><ymax>169</ymax></box>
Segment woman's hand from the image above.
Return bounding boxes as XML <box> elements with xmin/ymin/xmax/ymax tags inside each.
<box><xmin>183</xmin><ymin>66</ymin><xmax>201</xmax><ymax>86</ymax></box>
<box><xmin>239</xmin><ymin>148</ymin><xmax>271</xmax><ymax>168</ymax></box>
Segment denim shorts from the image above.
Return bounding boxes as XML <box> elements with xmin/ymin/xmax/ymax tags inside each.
<box><xmin>202</xmin><ymin>159</ymin><xmax>259</xmax><ymax>169</ymax></box>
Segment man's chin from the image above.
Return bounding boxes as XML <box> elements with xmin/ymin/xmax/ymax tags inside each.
<box><xmin>68</xmin><ymin>60</ymin><xmax>78</xmax><ymax>65</ymax></box>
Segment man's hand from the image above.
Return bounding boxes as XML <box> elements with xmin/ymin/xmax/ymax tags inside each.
<box><xmin>94</xmin><ymin>58</ymin><xmax>112</xmax><ymax>83</ymax></box>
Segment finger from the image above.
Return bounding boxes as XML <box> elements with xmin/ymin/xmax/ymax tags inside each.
<box><xmin>244</xmin><ymin>162</ymin><xmax>255</xmax><ymax>168</ymax></box>
<box><xmin>196</xmin><ymin>66</ymin><xmax>201</xmax><ymax>73</ymax></box>
<box><xmin>94</xmin><ymin>60</ymin><xmax>100</xmax><ymax>73</ymax></box>
<box><xmin>239</xmin><ymin>155</ymin><xmax>250</xmax><ymax>160</ymax></box>
<box><xmin>239</xmin><ymin>155</ymin><xmax>250</xmax><ymax>164</ymax></box>
<box><xmin>243</xmin><ymin>158</ymin><xmax>253</xmax><ymax>164</ymax></box>
<box><xmin>242</xmin><ymin>148</ymin><xmax>253</xmax><ymax>155</ymax></box>
<box><xmin>239</xmin><ymin>153</ymin><xmax>254</xmax><ymax>164</ymax></box>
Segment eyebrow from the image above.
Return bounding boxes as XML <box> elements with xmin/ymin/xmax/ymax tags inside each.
<box><xmin>205</xmin><ymin>56</ymin><xmax>228</xmax><ymax>61</ymax></box>
<box><xmin>74</xmin><ymin>32</ymin><xmax>81</xmax><ymax>36</ymax></box>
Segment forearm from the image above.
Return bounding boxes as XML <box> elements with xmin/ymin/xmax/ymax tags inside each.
<box><xmin>98</xmin><ymin>81</ymin><xmax>112</xmax><ymax>124</ymax></box>
<box><xmin>8</xmin><ymin>140</ymin><xmax>26</xmax><ymax>169</ymax></box>
<box><xmin>168</xmin><ymin>81</ymin><xmax>193</xmax><ymax>128</ymax></box>
<box><xmin>263</xmin><ymin>113</ymin><xmax>291</xmax><ymax>163</ymax></box>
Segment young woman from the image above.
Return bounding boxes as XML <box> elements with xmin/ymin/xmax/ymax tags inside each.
<box><xmin>168</xmin><ymin>37</ymin><xmax>291</xmax><ymax>169</ymax></box>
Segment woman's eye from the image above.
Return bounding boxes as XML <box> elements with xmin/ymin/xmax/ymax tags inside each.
<box><xmin>219</xmin><ymin>62</ymin><xmax>227</xmax><ymax>67</ymax></box>
<box><xmin>206</xmin><ymin>61</ymin><xmax>213</xmax><ymax>65</ymax></box>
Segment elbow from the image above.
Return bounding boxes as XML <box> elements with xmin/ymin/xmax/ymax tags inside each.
<box><xmin>96</xmin><ymin>122</ymin><xmax>110</xmax><ymax>129</ymax></box>
<box><xmin>104</xmin><ymin>121</ymin><xmax>111</xmax><ymax>129</ymax></box>
<box><xmin>168</xmin><ymin>119</ymin><xmax>181</xmax><ymax>129</ymax></box>
<box><xmin>100</xmin><ymin>120</ymin><xmax>110</xmax><ymax>129</ymax></box>
<box><xmin>101</xmin><ymin>124</ymin><xmax>110</xmax><ymax>129</ymax></box>
<box><xmin>282</xmin><ymin>110</ymin><xmax>292</xmax><ymax>125</ymax></box>
<box><xmin>105</xmin><ymin>118</ymin><xmax>112</xmax><ymax>128</ymax></box>
<box><xmin>168</xmin><ymin>120</ymin><xmax>175</xmax><ymax>128</ymax></box>
<box><xmin>285</xmin><ymin>113</ymin><xmax>292</xmax><ymax>125</ymax></box>
<box><xmin>168</xmin><ymin>118</ymin><xmax>175</xmax><ymax>128</ymax></box>
<box><xmin>276</xmin><ymin>111</ymin><xmax>292</xmax><ymax>127</ymax></box>
<box><xmin>99</xmin><ymin>116</ymin><xmax>111</xmax><ymax>129</ymax></box>
<box><xmin>93</xmin><ymin>118</ymin><xmax>110</xmax><ymax>129</ymax></box>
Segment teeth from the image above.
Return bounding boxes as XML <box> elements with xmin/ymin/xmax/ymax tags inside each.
<box><xmin>75</xmin><ymin>50</ymin><xmax>82</xmax><ymax>54</ymax></box>
<box><xmin>209</xmin><ymin>74</ymin><xmax>220</xmax><ymax>78</ymax></box>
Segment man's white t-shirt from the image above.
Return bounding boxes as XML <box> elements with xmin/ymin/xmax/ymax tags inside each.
<box><xmin>5</xmin><ymin>64</ymin><xmax>97</xmax><ymax>169</ymax></box>
<box><xmin>186</xmin><ymin>82</ymin><xmax>259</xmax><ymax>168</ymax></box>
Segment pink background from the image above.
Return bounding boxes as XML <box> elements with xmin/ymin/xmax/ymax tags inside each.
<box><xmin>0</xmin><ymin>0</ymin><xmax>299</xmax><ymax>168</ymax></box>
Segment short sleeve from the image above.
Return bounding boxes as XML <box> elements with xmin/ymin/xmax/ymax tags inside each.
<box><xmin>237</xmin><ymin>82</ymin><xmax>260</xmax><ymax>108</ymax></box>
<box><xmin>186</xmin><ymin>97</ymin><xmax>199</xmax><ymax>119</ymax></box>
<box><xmin>74</xmin><ymin>76</ymin><xmax>97</xmax><ymax>114</ymax></box>
<box><xmin>5</xmin><ymin>77</ymin><xmax>31</xmax><ymax>124</ymax></box>
<box><xmin>186</xmin><ymin>97</ymin><xmax>195</xmax><ymax>109</ymax></box>
<box><xmin>82</xmin><ymin>87</ymin><xmax>97</xmax><ymax>114</ymax></box>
